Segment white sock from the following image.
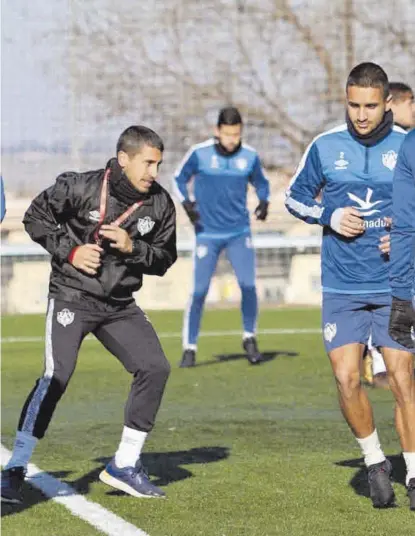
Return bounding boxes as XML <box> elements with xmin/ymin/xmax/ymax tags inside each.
<box><xmin>403</xmin><ymin>452</ymin><xmax>415</xmax><ymax>486</ymax></box>
<box><xmin>243</xmin><ymin>332</ymin><xmax>255</xmax><ymax>340</ymax></box>
<box><xmin>355</xmin><ymin>429</ymin><xmax>386</xmax><ymax>467</ymax></box>
<box><xmin>184</xmin><ymin>344</ymin><xmax>197</xmax><ymax>351</ymax></box>
<box><xmin>114</xmin><ymin>427</ymin><xmax>147</xmax><ymax>468</ymax></box>
<box><xmin>371</xmin><ymin>347</ymin><xmax>387</xmax><ymax>375</ymax></box>
<box><xmin>5</xmin><ymin>431</ymin><xmax>38</xmax><ymax>470</ymax></box>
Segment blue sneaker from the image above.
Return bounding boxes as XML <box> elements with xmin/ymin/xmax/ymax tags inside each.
<box><xmin>1</xmin><ymin>466</ymin><xmax>25</xmax><ymax>504</ymax></box>
<box><xmin>99</xmin><ymin>459</ymin><xmax>165</xmax><ymax>498</ymax></box>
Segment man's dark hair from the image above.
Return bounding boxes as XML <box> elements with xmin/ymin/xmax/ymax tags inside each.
<box><xmin>346</xmin><ymin>62</ymin><xmax>389</xmax><ymax>99</ymax></box>
<box><xmin>217</xmin><ymin>107</ymin><xmax>243</xmax><ymax>127</ymax></box>
<box><xmin>389</xmin><ymin>82</ymin><xmax>414</xmax><ymax>101</ymax></box>
<box><xmin>116</xmin><ymin>126</ymin><xmax>164</xmax><ymax>156</ymax></box>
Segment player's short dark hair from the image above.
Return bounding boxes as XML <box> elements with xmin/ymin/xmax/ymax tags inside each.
<box><xmin>346</xmin><ymin>62</ymin><xmax>389</xmax><ymax>99</ymax></box>
<box><xmin>389</xmin><ymin>82</ymin><xmax>414</xmax><ymax>101</ymax></box>
<box><xmin>116</xmin><ymin>126</ymin><xmax>164</xmax><ymax>156</ymax></box>
<box><xmin>217</xmin><ymin>107</ymin><xmax>243</xmax><ymax>127</ymax></box>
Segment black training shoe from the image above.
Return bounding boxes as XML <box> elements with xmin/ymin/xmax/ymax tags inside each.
<box><xmin>1</xmin><ymin>466</ymin><xmax>26</xmax><ymax>504</ymax></box>
<box><xmin>408</xmin><ymin>478</ymin><xmax>415</xmax><ymax>511</ymax></box>
<box><xmin>242</xmin><ymin>337</ymin><xmax>263</xmax><ymax>365</ymax></box>
<box><xmin>368</xmin><ymin>459</ymin><xmax>395</xmax><ymax>508</ymax></box>
<box><xmin>180</xmin><ymin>349</ymin><xmax>196</xmax><ymax>368</ymax></box>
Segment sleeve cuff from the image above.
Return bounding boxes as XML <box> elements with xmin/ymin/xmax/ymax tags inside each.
<box><xmin>54</xmin><ymin>241</ymin><xmax>77</xmax><ymax>265</ymax></box>
<box><xmin>319</xmin><ymin>205</ymin><xmax>335</xmax><ymax>227</ymax></box>
<box><xmin>67</xmin><ymin>246</ymin><xmax>80</xmax><ymax>265</ymax></box>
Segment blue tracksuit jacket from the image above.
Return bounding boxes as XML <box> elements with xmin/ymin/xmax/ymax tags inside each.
<box><xmin>285</xmin><ymin>123</ymin><xmax>406</xmax><ymax>294</ymax></box>
<box><xmin>389</xmin><ymin>129</ymin><xmax>415</xmax><ymax>300</ymax></box>
<box><xmin>173</xmin><ymin>139</ymin><xmax>270</xmax><ymax>237</ymax></box>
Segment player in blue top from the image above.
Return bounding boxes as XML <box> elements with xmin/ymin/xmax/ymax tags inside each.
<box><xmin>388</xmin><ymin>128</ymin><xmax>415</xmax><ymax>510</ymax></box>
<box><xmin>173</xmin><ymin>107</ymin><xmax>270</xmax><ymax>367</ymax></box>
<box><xmin>286</xmin><ymin>62</ymin><xmax>414</xmax><ymax>510</ymax></box>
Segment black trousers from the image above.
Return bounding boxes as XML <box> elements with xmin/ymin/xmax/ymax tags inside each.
<box><xmin>18</xmin><ymin>298</ymin><xmax>171</xmax><ymax>439</ymax></box>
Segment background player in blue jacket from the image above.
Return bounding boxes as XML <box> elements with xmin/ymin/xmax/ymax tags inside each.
<box><xmin>173</xmin><ymin>107</ymin><xmax>270</xmax><ymax>367</ymax></box>
<box><xmin>388</xmin><ymin>129</ymin><xmax>415</xmax><ymax>510</ymax></box>
<box><xmin>286</xmin><ymin>62</ymin><xmax>414</xmax><ymax>510</ymax></box>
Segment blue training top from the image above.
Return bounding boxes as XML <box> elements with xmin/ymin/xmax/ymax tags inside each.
<box><xmin>285</xmin><ymin>123</ymin><xmax>406</xmax><ymax>294</ymax></box>
<box><xmin>173</xmin><ymin>139</ymin><xmax>270</xmax><ymax>237</ymax></box>
<box><xmin>389</xmin><ymin>129</ymin><xmax>415</xmax><ymax>300</ymax></box>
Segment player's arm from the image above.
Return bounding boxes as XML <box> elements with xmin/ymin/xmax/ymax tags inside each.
<box><xmin>172</xmin><ymin>149</ymin><xmax>200</xmax><ymax>225</ymax></box>
<box><xmin>124</xmin><ymin>196</ymin><xmax>177</xmax><ymax>276</ymax></box>
<box><xmin>249</xmin><ymin>155</ymin><xmax>270</xmax><ymax>221</ymax></box>
<box><xmin>389</xmin><ymin>133</ymin><xmax>415</xmax><ymax>347</ymax></box>
<box><xmin>23</xmin><ymin>172</ymin><xmax>81</xmax><ymax>265</ymax></box>
<box><xmin>285</xmin><ymin>142</ymin><xmax>363</xmax><ymax>237</ymax></box>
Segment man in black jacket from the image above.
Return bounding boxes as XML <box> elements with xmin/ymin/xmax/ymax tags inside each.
<box><xmin>1</xmin><ymin>126</ymin><xmax>177</xmax><ymax>503</ymax></box>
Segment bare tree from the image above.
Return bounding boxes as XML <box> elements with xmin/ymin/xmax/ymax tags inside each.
<box><xmin>65</xmin><ymin>0</ymin><xmax>415</xmax><ymax>168</ymax></box>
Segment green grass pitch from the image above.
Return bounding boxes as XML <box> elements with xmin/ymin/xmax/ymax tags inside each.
<box><xmin>1</xmin><ymin>308</ymin><xmax>413</xmax><ymax>535</ymax></box>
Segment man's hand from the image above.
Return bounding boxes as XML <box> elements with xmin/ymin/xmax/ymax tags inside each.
<box><xmin>99</xmin><ymin>224</ymin><xmax>133</xmax><ymax>253</ymax></box>
<box><xmin>389</xmin><ymin>297</ymin><xmax>415</xmax><ymax>348</ymax></box>
<box><xmin>70</xmin><ymin>244</ymin><xmax>103</xmax><ymax>275</ymax></box>
<box><xmin>330</xmin><ymin>207</ymin><xmax>365</xmax><ymax>238</ymax></box>
<box><xmin>254</xmin><ymin>200</ymin><xmax>269</xmax><ymax>221</ymax></box>
<box><xmin>379</xmin><ymin>217</ymin><xmax>392</xmax><ymax>255</ymax></box>
<box><xmin>182</xmin><ymin>200</ymin><xmax>200</xmax><ymax>226</ymax></box>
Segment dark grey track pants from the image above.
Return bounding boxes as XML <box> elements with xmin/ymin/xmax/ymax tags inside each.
<box><xmin>18</xmin><ymin>298</ymin><xmax>171</xmax><ymax>439</ymax></box>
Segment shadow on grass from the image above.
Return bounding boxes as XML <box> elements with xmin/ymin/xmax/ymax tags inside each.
<box><xmin>1</xmin><ymin>445</ymin><xmax>230</xmax><ymax>515</ymax></box>
<box><xmin>335</xmin><ymin>453</ymin><xmax>407</xmax><ymax>500</ymax></box>
<box><xmin>197</xmin><ymin>350</ymin><xmax>298</xmax><ymax>367</ymax></box>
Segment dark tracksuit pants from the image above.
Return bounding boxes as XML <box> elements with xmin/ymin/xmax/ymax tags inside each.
<box><xmin>18</xmin><ymin>298</ymin><xmax>171</xmax><ymax>439</ymax></box>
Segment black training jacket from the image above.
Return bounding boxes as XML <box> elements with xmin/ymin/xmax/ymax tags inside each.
<box><xmin>23</xmin><ymin>158</ymin><xmax>177</xmax><ymax>307</ymax></box>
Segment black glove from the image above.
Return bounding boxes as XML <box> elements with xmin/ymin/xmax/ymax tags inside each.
<box><xmin>388</xmin><ymin>296</ymin><xmax>415</xmax><ymax>348</ymax></box>
<box><xmin>254</xmin><ymin>200</ymin><xmax>269</xmax><ymax>221</ymax></box>
<box><xmin>182</xmin><ymin>200</ymin><xmax>200</xmax><ymax>226</ymax></box>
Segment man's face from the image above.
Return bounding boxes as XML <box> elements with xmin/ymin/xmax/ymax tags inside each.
<box><xmin>346</xmin><ymin>86</ymin><xmax>391</xmax><ymax>135</ymax></box>
<box><xmin>391</xmin><ymin>92</ymin><xmax>415</xmax><ymax>130</ymax></box>
<box><xmin>215</xmin><ymin>123</ymin><xmax>242</xmax><ymax>152</ymax></box>
<box><xmin>118</xmin><ymin>145</ymin><xmax>162</xmax><ymax>193</ymax></box>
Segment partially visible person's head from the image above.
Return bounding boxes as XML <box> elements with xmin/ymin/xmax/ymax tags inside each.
<box><xmin>346</xmin><ymin>62</ymin><xmax>391</xmax><ymax>135</ymax></box>
<box><xmin>215</xmin><ymin>107</ymin><xmax>243</xmax><ymax>152</ymax></box>
<box><xmin>389</xmin><ymin>82</ymin><xmax>415</xmax><ymax>130</ymax></box>
<box><xmin>116</xmin><ymin>126</ymin><xmax>164</xmax><ymax>193</ymax></box>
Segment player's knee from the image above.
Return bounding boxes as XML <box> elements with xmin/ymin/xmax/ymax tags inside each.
<box><xmin>387</xmin><ymin>368</ymin><xmax>414</xmax><ymax>404</ymax></box>
<box><xmin>334</xmin><ymin>368</ymin><xmax>361</xmax><ymax>396</ymax></box>
<box><xmin>239</xmin><ymin>284</ymin><xmax>256</xmax><ymax>294</ymax></box>
<box><xmin>139</xmin><ymin>354</ymin><xmax>171</xmax><ymax>384</ymax></box>
<box><xmin>193</xmin><ymin>288</ymin><xmax>208</xmax><ymax>299</ymax></box>
<box><xmin>192</xmin><ymin>290</ymin><xmax>209</xmax><ymax>305</ymax></box>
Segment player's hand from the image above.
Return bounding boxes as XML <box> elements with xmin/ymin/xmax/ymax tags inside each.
<box><xmin>389</xmin><ymin>296</ymin><xmax>415</xmax><ymax>348</ymax></box>
<box><xmin>330</xmin><ymin>207</ymin><xmax>365</xmax><ymax>237</ymax></box>
<box><xmin>99</xmin><ymin>224</ymin><xmax>133</xmax><ymax>253</ymax></box>
<box><xmin>379</xmin><ymin>217</ymin><xmax>392</xmax><ymax>255</ymax></box>
<box><xmin>254</xmin><ymin>200</ymin><xmax>269</xmax><ymax>221</ymax></box>
<box><xmin>182</xmin><ymin>200</ymin><xmax>200</xmax><ymax>226</ymax></box>
<box><xmin>70</xmin><ymin>244</ymin><xmax>103</xmax><ymax>275</ymax></box>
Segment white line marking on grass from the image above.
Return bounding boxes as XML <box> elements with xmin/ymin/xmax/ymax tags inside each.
<box><xmin>1</xmin><ymin>445</ymin><xmax>149</xmax><ymax>536</ymax></box>
<box><xmin>1</xmin><ymin>328</ymin><xmax>321</xmax><ymax>344</ymax></box>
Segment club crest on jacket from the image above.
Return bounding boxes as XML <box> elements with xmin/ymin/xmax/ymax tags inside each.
<box><xmin>137</xmin><ymin>216</ymin><xmax>155</xmax><ymax>236</ymax></box>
